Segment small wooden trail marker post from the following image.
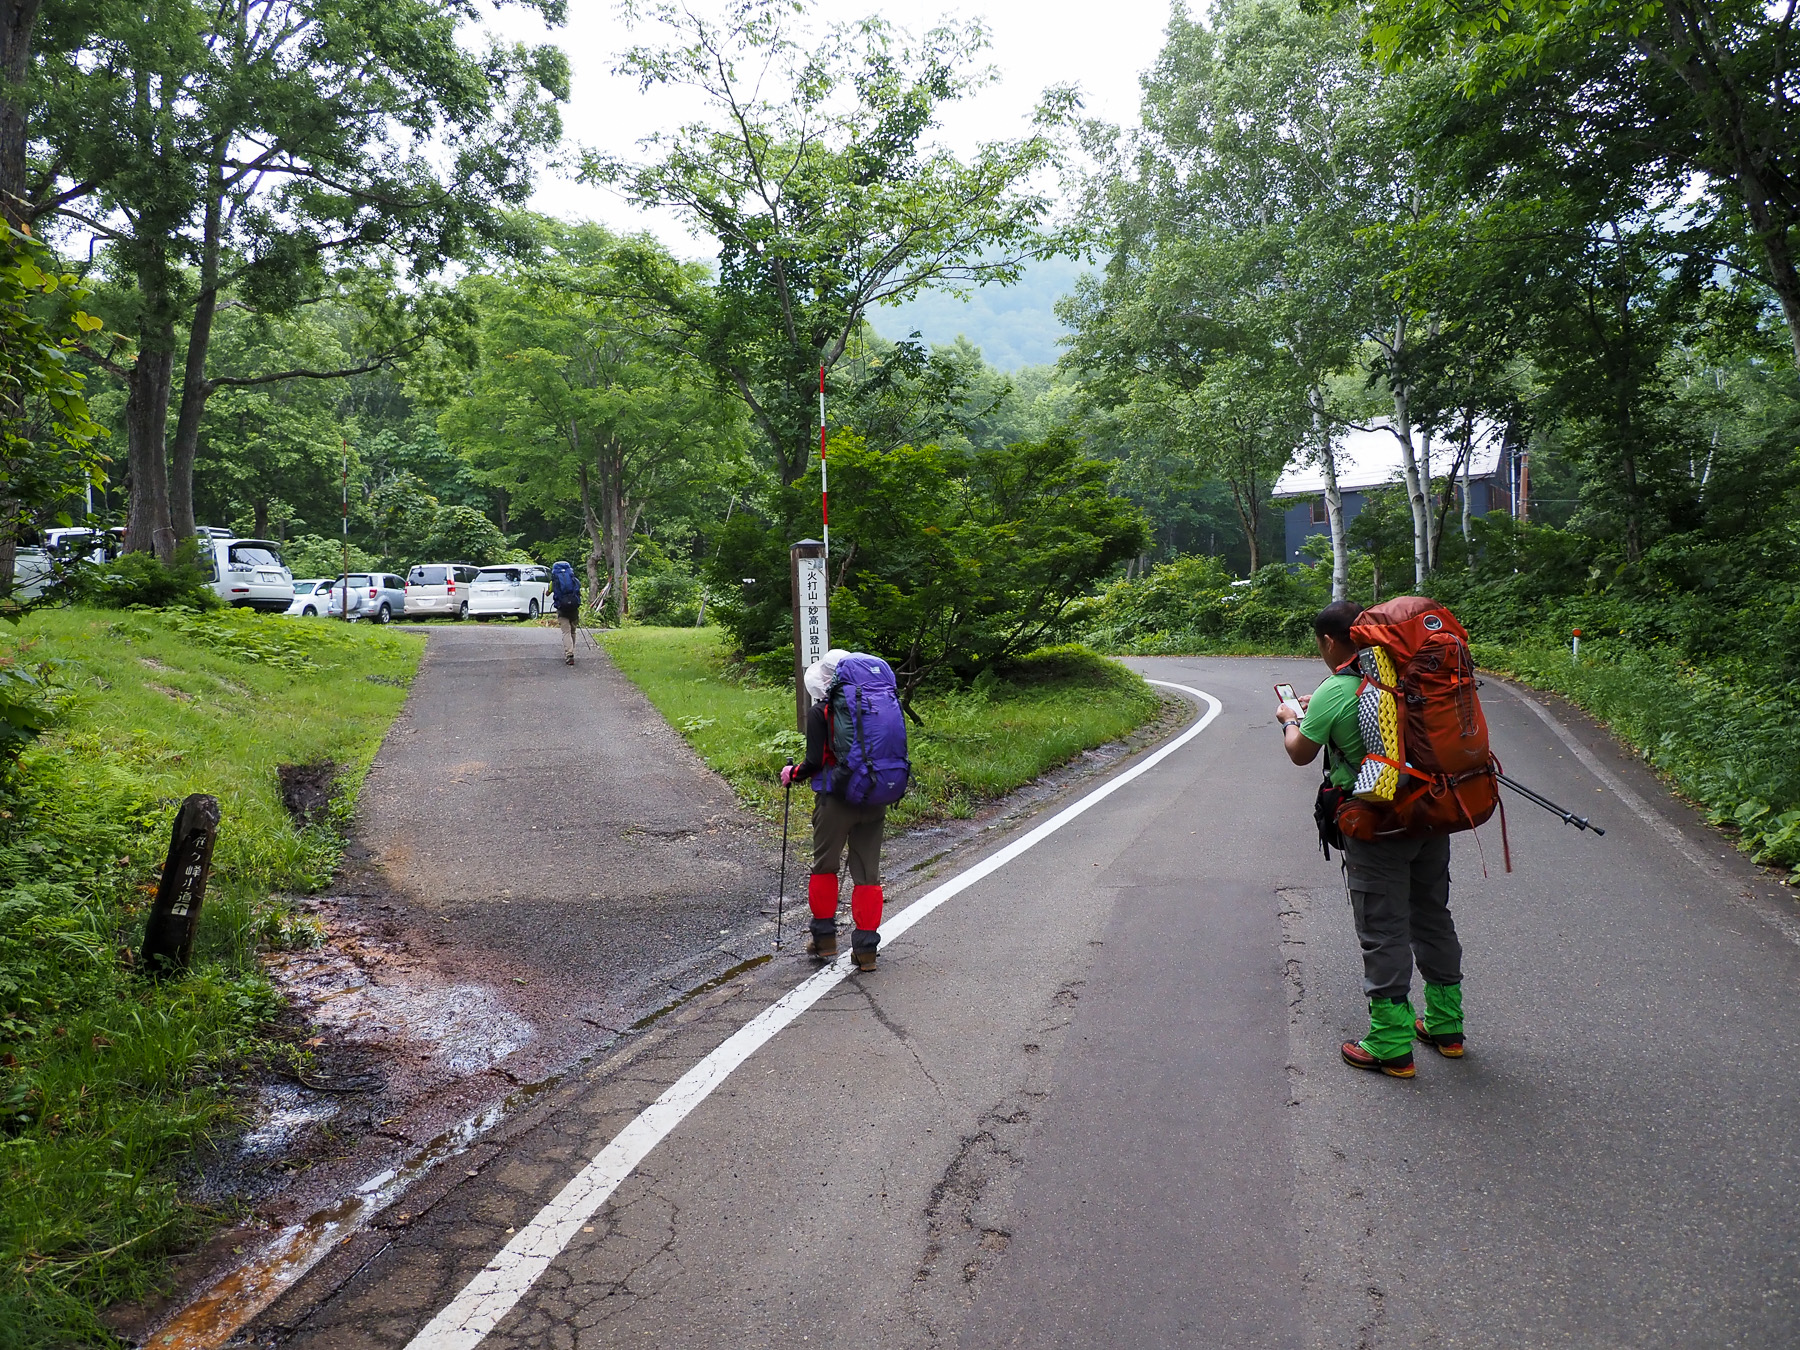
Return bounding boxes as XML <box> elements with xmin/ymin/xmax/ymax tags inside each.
<box><xmin>140</xmin><ymin>794</ymin><xmax>221</xmax><ymax>977</ymax></box>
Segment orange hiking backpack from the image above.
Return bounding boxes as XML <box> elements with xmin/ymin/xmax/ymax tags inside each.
<box><xmin>1333</xmin><ymin>596</ymin><xmax>1505</xmax><ymax>855</ymax></box>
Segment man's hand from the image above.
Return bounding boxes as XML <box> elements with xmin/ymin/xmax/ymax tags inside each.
<box><xmin>779</xmin><ymin>764</ymin><xmax>798</xmax><ymax>787</ymax></box>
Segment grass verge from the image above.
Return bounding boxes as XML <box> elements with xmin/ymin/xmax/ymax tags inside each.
<box><xmin>599</xmin><ymin>627</ymin><xmax>1163</xmax><ymax>827</ymax></box>
<box><xmin>0</xmin><ymin>607</ymin><xmax>422</xmax><ymax>1348</ymax></box>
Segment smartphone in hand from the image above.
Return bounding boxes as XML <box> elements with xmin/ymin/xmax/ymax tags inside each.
<box><xmin>1274</xmin><ymin>682</ymin><xmax>1304</xmax><ymax>720</ymax></box>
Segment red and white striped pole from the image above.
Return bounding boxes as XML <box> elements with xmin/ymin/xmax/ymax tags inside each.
<box><xmin>818</xmin><ymin>363</ymin><xmax>830</xmax><ymax>557</ymax></box>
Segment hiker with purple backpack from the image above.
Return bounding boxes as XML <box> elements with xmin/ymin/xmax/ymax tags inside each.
<box><xmin>779</xmin><ymin>648</ymin><xmax>912</xmax><ymax>971</ymax></box>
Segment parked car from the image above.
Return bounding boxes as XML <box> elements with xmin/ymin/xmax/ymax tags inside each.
<box><xmin>285</xmin><ymin>579</ymin><xmax>330</xmax><ymax>617</ymax></box>
<box><xmin>197</xmin><ymin>536</ymin><xmax>294</xmax><ymax>612</ymax></box>
<box><xmin>469</xmin><ymin>564</ymin><xmax>550</xmax><ymax>620</ymax></box>
<box><xmin>323</xmin><ymin>573</ymin><xmax>407</xmax><ymax>623</ymax></box>
<box><xmin>43</xmin><ymin>526</ymin><xmax>123</xmax><ymax>563</ymax></box>
<box><xmin>12</xmin><ymin>546</ymin><xmax>51</xmax><ymax>600</ymax></box>
<box><xmin>405</xmin><ymin>563</ymin><xmax>480</xmax><ymax>620</ymax></box>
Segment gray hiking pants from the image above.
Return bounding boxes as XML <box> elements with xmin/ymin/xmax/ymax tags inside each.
<box><xmin>1341</xmin><ymin>833</ymin><xmax>1462</xmax><ymax>1001</ymax></box>
<box><xmin>811</xmin><ymin>792</ymin><xmax>886</xmax><ymax>886</ymax></box>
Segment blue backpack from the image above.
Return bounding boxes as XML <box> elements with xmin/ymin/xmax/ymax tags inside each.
<box><xmin>550</xmin><ymin>561</ymin><xmax>581</xmax><ymax>610</ymax></box>
<box><xmin>818</xmin><ymin>653</ymin><xmax>911</xmax><ymax>807</ymax></box>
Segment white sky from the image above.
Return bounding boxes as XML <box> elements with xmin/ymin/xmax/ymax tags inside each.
<box><xmin>484</xmin><ymin>0</ymin><xmax>1179</xmax><ymax>258</ymax></box>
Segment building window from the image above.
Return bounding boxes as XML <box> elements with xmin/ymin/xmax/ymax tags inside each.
<box><xmin>1310</xmin><ymin>497</ymin><xmax>1329</xmax><ymax>524</ymax></box>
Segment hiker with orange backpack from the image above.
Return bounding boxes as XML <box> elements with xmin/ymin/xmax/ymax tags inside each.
<box><xmin>1278</xmin><ymin>597</ymin><xmax>1503</xmax><ymax>1078</ymax></box>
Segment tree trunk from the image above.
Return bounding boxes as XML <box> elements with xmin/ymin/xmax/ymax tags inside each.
<box><xmin>167</xmin><ymin>154</ymin><xmax>225</xmax><ymax>541</ymax></box>
<box><xmin>1385</xmin><ymin>318</ymin><xmax>1430</xmax><ymax>591</ymax></box>
<box><xmin>1312</xmin><ymin>388</ymin><xmax>1347</xmax><ymax>602</ymax></box>
<box><xmin>0</xmin><ymin>0</ymin><xmax>39</xmax><ymax>230</ymax></box>
<box><xmin>575</xmin><ymin>447</ymin><xmax>604</xmax><ymax>608</ymax></box>
<box><xmin>1228</xmin><ymin>475</ymin><xmax>1260</xmax><ymax>574</ymax></box>
<box><xmin>253</xmin><ymin>499</ymin><xmax>268</xmax><ymax>537</ymax></box>
<box><xmin>125</xmin><ymin>334</ymin><xmax>177</xmax><ymax>561</ymax></box>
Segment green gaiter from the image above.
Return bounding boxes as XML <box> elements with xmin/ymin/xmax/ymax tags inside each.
<box><xmin>1362</xmin><ymin>996</ymin><xmax>1416</xmax><ymax>1061</ymax></box>
<box><xmin>1422</xmin><ymin>981</ymin><xmax>1464</xmax><ymax>1037</ymax></box>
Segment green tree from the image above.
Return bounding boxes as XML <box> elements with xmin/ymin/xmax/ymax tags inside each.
<box><xmin>710</xmin><ymin>432</ymin><xmax>1146</xmax><ymax>712</ymax></box>
<box><xmin>0</xmin><ymin>223</ymin><xmax>107</xmax><ymax>602</ymax></box>
<box><xmin>439</xmin><ymin>222</ymin><xmax>745</xmax><ymax>615</ymax></box>
<box><xmin>588</xmin><ymin>0</ymin><xmax>1074</xmax><ymax>485</ymax></box>
<box><xmin>1356</xmin><ymin>0</ymin><xmax>1800</xmax><ymax>370</ymax></box>
<box><xmin>30</xmin><ymin>0</ymin><xmax>568</xmax><ymax>558</ymax></box>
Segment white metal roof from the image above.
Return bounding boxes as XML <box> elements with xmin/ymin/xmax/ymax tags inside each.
<box><xmin>1272</xmin><ymin>418</ymin><xmax>1506</xmax><ymax>497</ymax></box>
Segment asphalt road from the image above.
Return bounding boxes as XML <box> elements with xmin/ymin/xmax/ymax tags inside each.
<box><xmin>253</xmin><ymin>654</ymin><xmax>1800</xmax><ymax>1349</ymax></box>
<box><xmin>358</xmin><ymin>622</ymin><xmax>780</xmax><ymax>1031</ymax></box>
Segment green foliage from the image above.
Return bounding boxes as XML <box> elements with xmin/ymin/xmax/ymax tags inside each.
<box><xmin>280</xmin><ymin>534</ymin><xmax>380</xmax><ymax>581</ymax></box>
<box><xmin>600</xmin><ymin>626</ymin><xmax>1161</xmax><ymax>827</ymax></box>
<box><xmin>587</xmin><ymin>0</ymin><xmax>1075</xmax><ymax>485</ymax></box>
<box><xmin>54</xmin><ymin>550</ymin><xmax>219</xmax><ymax>612</ymax></box>
<box><xmin>631</xmin><ymin>569</ymin><xmax>703</xmax><ymax>628</ymax></box>
<box><xmin>420</xmin><ymin>505</ymin><xmax>509</xmax><ymax>566</ymax></box>
<box><xmin>437</xmin><ymin>219</ymin><xmax>747</xmax><ymax>616</ymax></box>
<box><xmin>0</xmin><ymin>226</ymin><xmax>109</xmax><ymax>602</ymax></box>
<box><xmin>707</xmin><ymin>432</ymin><xmax>1147</xmax><ymax>704</ymax></box>
<box><xmin>0</xmin><ymin>608</ymin><xmax>420</xmax><ymax>1343</ymax></box>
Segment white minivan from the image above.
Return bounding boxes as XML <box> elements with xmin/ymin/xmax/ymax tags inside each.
<box><xmin>469</xmin><ymin>564</ymin><xmax>550</xmax><ymax>620</ymax></box>
<box><xmin>198</xmin><ymin>536</ymin><xmax>294</xmax><ymax>612</ymax></box>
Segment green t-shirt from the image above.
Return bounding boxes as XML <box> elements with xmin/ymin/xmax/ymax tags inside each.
<box><xmin>1299</xmin><ymin>670</ymin><xmax>1366</xmax><ymax>791</ymax></box>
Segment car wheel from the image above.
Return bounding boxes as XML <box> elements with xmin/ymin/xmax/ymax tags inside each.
<box><xmin>377</xmin><ymin>603</ymin><xmax>391</xmax><ymax>624</ymax></box>
<box><xmin>529</xmin><ymin>599</ymin><xmax>540</xmax><ymax>618</ymax></box>
<box><xmin>303</xmin><ymin>605</ymin><xmax>316</xmax><ymax>617</ymax></box>
<box><xmin>458</xmin><ymin>601</ymin><xmax>468</xmax><ymax>620</ymax></box>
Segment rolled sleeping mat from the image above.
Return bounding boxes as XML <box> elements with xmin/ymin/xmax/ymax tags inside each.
<box><xmin>1352</xmin><ymin>645</ymin><xmax>1403</xmax><ymax>803</ymax></box>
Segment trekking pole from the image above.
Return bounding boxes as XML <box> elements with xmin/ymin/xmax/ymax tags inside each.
<box><xmin>776</xmin><ymin>757</ymin><xmax>793</xmax><ymax>948</ymax></box>
<box><xmin>1496</xmin><ymin>772</ymin><xmax>1606</xmax><ymax>836</ymax></box>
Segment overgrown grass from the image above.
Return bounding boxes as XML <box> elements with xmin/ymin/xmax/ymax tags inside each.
<box><xmin>1472</xmin><ymin>643</ymin><xmax>1800</xmax><ymax>873</ymax></box>
<box><xmin>0</xmin><ymin>607</ymin><xmax>422</xmax><ymax>1348</ymax></box>
<box><xmin>600</xmin><ymin>627</ymin><xmax>1163</xmax><ymax>827</ymax></box>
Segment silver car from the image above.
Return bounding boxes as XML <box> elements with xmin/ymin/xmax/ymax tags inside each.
<box><xmin>405</xmin><ymin>563</ymin><xmax>480</xmax><ymax>620</ymax></box>
<box><xmin>323</xmin><ymin>573</ymin><xmax>406</xmax><ymax>623</ymax></box>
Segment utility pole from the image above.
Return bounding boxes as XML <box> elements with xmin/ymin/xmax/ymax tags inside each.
<box><xmin>340</xmin><ymin>445</ymin><xmax>350</xmax><ymax>622</ymax></box>
<box><xmin>818</xmin><ymin>363</ymin><xmax>830</xmax><ymax>557</ymax></box>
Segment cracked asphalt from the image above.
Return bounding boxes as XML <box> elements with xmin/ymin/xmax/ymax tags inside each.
<box><xmin>251</xmin><ymin>656</ymin><xmax>1800</xmax><ymax>1349</ymax></box>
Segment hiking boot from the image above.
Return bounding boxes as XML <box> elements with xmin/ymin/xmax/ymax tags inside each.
<box><xmin>1341</xmin><ymin>1041</ymin><xmax>1415</xmax><ymax>1078</ymax></box>
<box><xmin>564</xmin><ymin>653</ymin><xmax>574</xmax><ymax>666</ymax></box>
<box><xmin>806</xmin><ymin>917</ymin><xmax>838</xmax><ymax>961</ymax></box>
<box><xmin>1414</xmin><ymin>1019</ymin><xmax>1465</xmax><ymax>1057</ymax></box>
<box><xmin>852</xmin><ymin>947</ymin><xmax>877</xmax><ymax>973</ymax></box>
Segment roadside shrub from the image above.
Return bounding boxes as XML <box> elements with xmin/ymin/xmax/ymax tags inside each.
<box><xmin>53</xmin><ymin>550</ymin><xmax>219</xmax><ymax>611</ymax></box>
<box><xmin>632</xmin><ymin>568</ymin><xmax>702</xmax><ymax>626</ymax></box>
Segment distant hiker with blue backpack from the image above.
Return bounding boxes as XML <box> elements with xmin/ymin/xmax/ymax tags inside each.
<box><xmin>550</xmin><ymin>561</ymin><xmax>581</xmax><ymax>665</ymax></box>
<box><xmin>779</xmin><ymin>648</ymin><xmax>912</xmax><ymax>971</ymax></box>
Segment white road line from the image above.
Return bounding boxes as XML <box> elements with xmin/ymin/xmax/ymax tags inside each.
<box><xmin>406</xmin><ymin>680</ymin><xmax>1223</xmax><ymax>1350</ymax></box>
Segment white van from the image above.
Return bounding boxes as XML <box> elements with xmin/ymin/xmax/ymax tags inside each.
<box><xmin>469</xmin><ymin>564</ymin><xmax>550</xmax><ymax>620</ymax></box>
<box><xmin>198</xmin><ymin>537</ymin><xmax>294</xmax><ymax>612</ymax></box>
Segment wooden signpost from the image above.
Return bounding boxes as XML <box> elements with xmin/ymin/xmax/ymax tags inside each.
<box><xmin>140</xmin><ymin>794</ymin><xmax>221</xmax><ymax>977</ymax></box>
<box><xmin>790</xmin><ymin>539</ymin><xmax>829</xmax><ymax>731</ymax></box>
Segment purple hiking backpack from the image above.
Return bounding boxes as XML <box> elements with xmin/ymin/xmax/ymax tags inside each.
<box><xmin>817</xmin><ymin>653</ymin><xmax>911</xmax><ymax>807</ymax></box>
